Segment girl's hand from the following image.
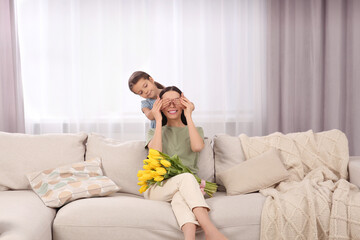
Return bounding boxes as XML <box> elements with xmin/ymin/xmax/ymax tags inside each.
<box><xmin>161</xmin><ymin>98</ymin><xmax>171</xmax><ymax>110</ymax></box>
<box><xmin>151</xmin><ymin>97</ymin><xmax>163</xmax><ymax>121</ymax></box>
<box><xmin>180</xmin><ymin>93</ymin><xmax>195</xmax><ymax>117</ymax></box>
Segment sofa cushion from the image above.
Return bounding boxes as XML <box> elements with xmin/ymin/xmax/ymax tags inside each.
<box><xmin>85</xmin><ymin>134</ymin><xmax>148</xmax><ymax>196</ymax></box>
<box><xmin>349</xmin><ymin>156</ymin><xmax>360</xmax><ymax>188</ymax></box>
<box><xmin>217</xmin><ymin>148</ymin><xmax>290</xmax><ymax>195</ymax></box>
<box><xmin>85</xmin><ymin>133</ymin><xmax>214</xmax><ymax>196</ymax></box>
<box><xmin>0</xmin><ymin>132</ymin><xmax>87</xmax><ymax>190</ymax></box>
<box><xmin>213</xmin><ymin>134</ymin><xmax>246</xmax><ymax>186</ymax></box>
<box><xmin>206</xmin><ymin>192</ymin><xmax>266</xmax><ymax>239</ymax></box>
<box><xmin>27</xmin><ymin>158</ymin><xmax>120</xmax><ymax>207</ymax></box>
<box><xmin>53</xmin><ymin>193</ymin><xmax>183</xmax><ymax>240</ymax></box>
<box><xmin>53</xmin><ymin>192</ymin><xmax>265</xmax><ymax>240</ymax></box>
<box><xmin>0</xmin><ymin>190</ymin><xmax>56</xmax><ymax>240</ymax></box>
<box><xmin>196</xmin><ymin>137</ymin><xmax>215</xmax><ymax>182</ymax></box>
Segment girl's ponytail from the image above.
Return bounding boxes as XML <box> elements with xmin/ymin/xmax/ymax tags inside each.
<box><xmin>154</xmin><ymin>81</ymin><xmax>165</xmax><ymax>89</ymax></box>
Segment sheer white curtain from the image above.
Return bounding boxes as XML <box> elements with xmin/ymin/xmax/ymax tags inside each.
<box><xmin>16</xmin><ymin>0</ymin><xmax>266</xmax><ymax>140</ymax></box>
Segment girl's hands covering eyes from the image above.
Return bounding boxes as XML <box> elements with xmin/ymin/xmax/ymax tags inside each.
<box><xmin>180</xmin><ymin>93</ymin><xmax>195</xmax><ymax>117</ymax></box>
<box><xmin>161</xmin><ymin>98</ymin><xmax>170</xmax><ymax>109</ymax></box>
<box><xmin>151</xmin><ymin>97</ymin><xmax>163</xmax><ymax>121</ymax></box>
<box><xmin>161</xmin><ymin>98</ymin><xmax>181</xmax><ymax>109</ymax></box>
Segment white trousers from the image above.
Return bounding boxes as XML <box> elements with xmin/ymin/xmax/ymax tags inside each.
<box><xmin>144</xmin><ymin>173</ymin><xmax>211</xmax><ymax>229</ymax></box>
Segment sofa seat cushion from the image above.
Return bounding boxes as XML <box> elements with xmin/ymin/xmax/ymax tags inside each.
<box><xmin>207</xmin><ymin>192</ymin><xmax>266</xmax><ymax>239</ymax></box>
<box><xmin>0</xmin><ymin>190</ymin><xmax>56</xmax><ymax>240</ymax></box>
<box><xmin>53</xmin><ymin>193</ymin><xmax>184</xmax><ymax>240</ymax></box>
<box><xmin>53</xmin><ymin>192</ymin><xmax>266</xmax><ymax>240</ymax></box>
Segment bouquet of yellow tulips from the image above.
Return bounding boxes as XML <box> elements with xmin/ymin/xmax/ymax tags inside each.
<box><xmin>137</xmin><ymin>149</ymin><xmax>218</xmax><ymax>197</ymax></box>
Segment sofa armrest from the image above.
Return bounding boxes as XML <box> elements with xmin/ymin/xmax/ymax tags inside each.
<box><xmin>349</xmin><ymin>156</ymin><xmax>360</xmax><ymax>188</ymax></box>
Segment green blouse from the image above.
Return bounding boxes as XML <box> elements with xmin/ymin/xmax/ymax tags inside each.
<box><xmin>146</xmin><ymin>126</ymin><xmax>204</xmax><ymax>174</ymax></box>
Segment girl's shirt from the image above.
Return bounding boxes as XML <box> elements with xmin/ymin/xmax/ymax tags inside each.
<box><xmin>145</xmin><ymin>126</ymin><xmax>204</xmax><ymax>174</ymax></box>
<box><xmin>141</xmin><ymin>98</ymin><xmax>156</xmax><ymax>128</ymax></box>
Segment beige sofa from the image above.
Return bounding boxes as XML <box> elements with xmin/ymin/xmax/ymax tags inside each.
<box><xmin>0</xmin><ymin>132</ymin><xmax>359</xmax><ymax>240</ymax></box>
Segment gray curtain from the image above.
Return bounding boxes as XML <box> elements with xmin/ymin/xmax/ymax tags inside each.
<box><xmin>265</xmin><ymin>0</ymin><xmax>360</xmax><ymax>155</ymax></box>
<box><xmin>0</xmin><ymin>0</ymin><xmax>25</xmax><ymax>133</ymax></box>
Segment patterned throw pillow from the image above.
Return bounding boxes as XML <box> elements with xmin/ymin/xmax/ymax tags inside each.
<box><xmin>27</xmin><ymin>158</ymin><xmax>120</xmax><ymax>208</ymax></box>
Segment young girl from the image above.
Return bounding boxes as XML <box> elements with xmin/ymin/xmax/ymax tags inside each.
<box><xmin>128</xmin><ymin>71</ymin><xmax>165</xmax><ymax>128</ymax></box>
<box><xmin>145</xmin><ymin>86</ymin><xmax>227</xmax><ymax>240</ymax></box>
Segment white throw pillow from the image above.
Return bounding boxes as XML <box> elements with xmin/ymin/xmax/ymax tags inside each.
<box><xmin>213</xmin><ymin>134</ymin><xmax>246</xmax><ymax>187</ymax></box>
<box><xmin>217</xmin><ymin>148</ymin><xmax>290</xmax><ymax>195</ymax></box>
<box><xmin>0</xmin><ymin>132</ymin><xmax>87</xmax><ymax>190</ymax></box>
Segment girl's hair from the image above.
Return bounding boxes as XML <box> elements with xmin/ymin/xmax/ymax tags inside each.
<box><xmin>159</xmin><ymin>86</ymin><xmax>187</xmax><ymax>126</ymax></box>
<box><xmin>128</xmin><ymin>71</ymin><xmax>164</xmax><ymax>92</ymax></box>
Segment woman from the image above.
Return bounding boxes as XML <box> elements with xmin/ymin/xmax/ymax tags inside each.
<box><xmin>145</xmin><ymin>86</ymin><xmax>227</xmax><ymax>240</ymax></box>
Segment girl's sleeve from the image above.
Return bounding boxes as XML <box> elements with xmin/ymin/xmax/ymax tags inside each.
<box><xmin>141</xmin><ymin>100</ymin><xmax>151</xmax><ymax>112</ymax></box>
<box><xmin>145</xmin><ymin>128</ymin><xmax>155</xmax><ymax>148</ymax></box>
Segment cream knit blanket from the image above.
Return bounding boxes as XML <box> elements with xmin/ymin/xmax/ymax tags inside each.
<box><xmin>239</xmin><ymin>129</ymin><xmax>360</xmax><ymax>240</ymax></box>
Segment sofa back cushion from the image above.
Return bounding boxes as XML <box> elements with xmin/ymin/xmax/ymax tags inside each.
<box><xmin>85</xmin><ymin>134</ymin><xmax>147</xmax><ymax>196</ymax></box>
<box><xmin>197</xmin><ymin>138</ymin><xmax>215</xmax><ymax>182</ymax></box>
<box><xmin>0</xmin><ymin>132</ymin><xmax>87</xmax><ymax>190</ymax></box>
<box><xmin>85</xmin><ymin>133</ymin><xmax>214</xmax><ymax>196</ymax></box>
<box><xmin>213</xmin><ymin>134</ymin><xmax>246</xmax><ymax>187</ymax></box>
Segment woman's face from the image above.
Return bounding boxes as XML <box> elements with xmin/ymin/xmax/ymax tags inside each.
<box><xmin>161</xmin><ymin>91</ymin><xmax>182</xmax><ymax>121</ymax></box>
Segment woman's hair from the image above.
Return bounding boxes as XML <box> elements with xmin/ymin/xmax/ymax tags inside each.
<box><xmin>128</xmin><ymin>71</ymin><xmax>164</xmax><ymax>92</ymax></box>
<box><xmin>159</xmin><ymin>86</ymin><xmax>187</xmax><ymax>126</ymax></box>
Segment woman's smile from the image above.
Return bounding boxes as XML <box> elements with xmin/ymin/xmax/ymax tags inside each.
<box><xmin>168</xmin><ymin>110</ymin><xmax>178</xmax><ymax>114</ymax></box>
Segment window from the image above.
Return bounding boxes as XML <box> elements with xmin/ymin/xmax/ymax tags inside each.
<box><xmin>16</xmin><ymin>0</ymin><xmax>266</xmax><ymax>140</ymax></box>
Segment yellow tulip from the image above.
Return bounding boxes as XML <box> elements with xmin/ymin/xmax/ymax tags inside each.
<box><xmin>143</xmin><ymin>159</ymin><xmax>150</xmax><ymax>164</ymax></box>
<box><xmin>143</xmin><ymin>164</ymin><xmax>152</xmax><ymax>170</ymax></box>
<box><xmin>139</xmin><ymin>184</ymin><xmax>148</xmax><ymax>194</ymax></box>
<box><xmin>155</xmin><ymin>167</ymin><xmax>167</xmax><ymax>175</ymax></box>
<box><xmin>151</xmin><ymin>170</ymin><xmax>159</xmax><ymax>177</ymax></box>
<box><xmin>137</xmin><ymin>170</ymin><xmax>145</xmax><ymax>177</ymax></box>
<box><xmin>149</xmin><ymin>159</ymin><xmax>161</xmax><ymax>168</ymax></box>
<box><xmin>137</xmin><ymin>181</ymin><xmax>146</xmax><ymax>186</ymax></box>
<box><xmin>149</xmin><ymin>148</ymin><xmax>161</xmax><ymax>158</ymax></box>
<box><xmin>154</xmin><ymin>176</ymin><xmax>164</xmax><ymax>182</ymax></box>
<box><xmin>138</xmin><ymin>173</ymin><xmax>153</xmax><ymax>182</ymax></box>
<box><xmin>144</xmin><ymin>173</ymin><xmax>153</xmax><ymax>180</ymax></box>
<box><xmin>160</xmin><ymin>160</ymin><xmax>171</xmax><ymax>167</ymax></box>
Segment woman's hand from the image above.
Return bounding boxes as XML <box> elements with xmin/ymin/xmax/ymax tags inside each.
<box><xmin>151</xmin><ymin>97</ymin><xmax>163</xmax><ymax>122</ymax></box>
<box><xmin>180</xmin><ymin>93</ymin><xmax>195</xmax><ymax>118</ymax></box>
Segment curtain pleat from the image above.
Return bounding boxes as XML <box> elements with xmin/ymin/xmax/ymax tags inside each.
<box><xmin>0</xmin><ymin>0</ymin><xmax>25</xmax><ymax>133</ymax></box>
